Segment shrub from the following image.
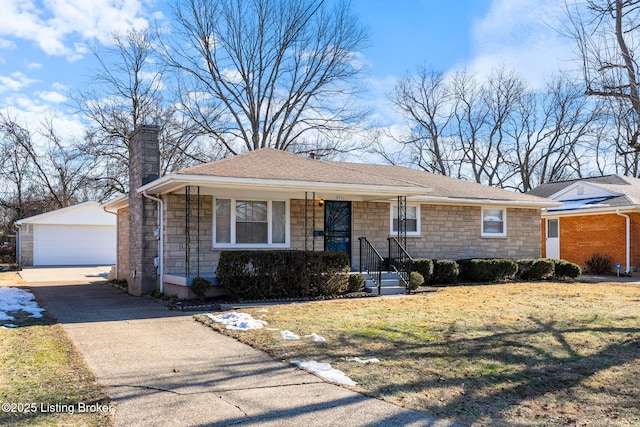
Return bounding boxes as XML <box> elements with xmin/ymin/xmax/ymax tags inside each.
<box><xmin>584</xmin><ymin>253</ymin><xmax>612</xmax><ymax>275</ymax></box>
<box><xmin>429</xmin><ymin>260</ymin><xmax>459</xmax><ymax>285</ymax></box>
<box><xmin>412</xmin><ymin>258</ymin><xmax>434</xmax><ymax>282</ymax></box>
<box><xmin>458</xmin><ymin>258</ymin><xmax>518</xmax><ymax>282</ymax></box>
<box><xmin>216</xmin><ymin>250</ymin><xmax>350</xmax><ymax>300</ymax></box>
<box><xmin>346</xmin><ymin>273</ymin><xmax>365</xmax><ymax>293</ymax></box>
<box><xmin>190</xmin><ymin>276</ymin><xmax>211</xmax><ymax>299</ymax></box>
<box><xmin>408</xmin><ymin>271</ymin><xmax>425</xmax><ymax>291</ymax></box>
<box><xmin>553</xmin><ymin>259</ymin><xmax>582</xmax><ymax>278</ymax></box>
<box><xmin>517</xmin><ymin>259</ymin><xmax>555</xmax><ymax>280</ymax></box>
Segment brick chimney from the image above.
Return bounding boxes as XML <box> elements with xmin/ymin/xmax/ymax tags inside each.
<box><xmin>128</xmin><ymin>125</ymin><xmax>160</xmax><ymax>296</ymax></box>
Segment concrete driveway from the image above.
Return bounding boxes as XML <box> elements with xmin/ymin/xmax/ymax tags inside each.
<box><xmin>19</xmin><ymin>266</ymin><xmax>112</xmax><ymax>284</ymax></box>
<box><xmin>26</xmin><ymin>278</ymin><xmax>460</xmax><ymax>427</ymax></box>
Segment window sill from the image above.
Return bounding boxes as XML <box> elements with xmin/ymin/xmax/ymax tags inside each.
<box><xmin>212</xmin><ymin>243</ymin><xmax>290</xmax><ymax>250</ymax></box>
<box><xmin>480</xmin><ymin>234</ymin><xmax>508</xmax><ymax>239</ymax></box>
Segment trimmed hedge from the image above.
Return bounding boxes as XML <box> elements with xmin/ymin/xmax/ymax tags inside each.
<box><xmin>408</xmin><ymin>271</ymin><xmax>425</xmax><ymax>290</ymax></box>
<box><xmin>347</xmin><ymin>273</ymin><xmax>366</xmax><ymax>292</ymax></box>
<box><xmin>429</xmin><ymin>260</ymin><xmax>459</xmax><ymax>284</ymax></box>
<box><xmin>458</xmin><ymin>258</ymin><xmax>518</xmax><ymax>282</ymax></box>
<box><xmin>190</xmin><ymin>276</ymin><xmax>211</xmax><ymax>299</ymax></box>
<box><xmin>517</xmin><ymin>258</ymin><xmax>555</xmax><ymax>280</ymax></box>
<box><xmin>412</xmin><ymin>258</ymin><xmax>434</xmax><ymax>282</ymax></box>
<box><xmin>216</xmin><ymin>250</ymin><xmax>350</xmax><ymax>300</ymax></box>
<box><xmin>552</xmin><ymin>259</ymin><xmax>582</xmax><ymax>278</ymax></box>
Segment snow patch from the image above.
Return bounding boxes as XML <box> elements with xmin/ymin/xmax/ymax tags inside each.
<box><xmin>0</xmin><ymin>287</ymin><xmax>45</xmax><ymax>323</ymax></box>
<box><xmin>292</xmin><ymin>360</ymin><xmax>357</xmax><ymax>386</ymax></box>
<box><xmin>305</xmin><ymin>333</ymin><xmax>326</xmax><ymax>342</ymax></box>
<box><xmin>206</xmin><ymin>312</ymin><xmax>267</xmax><ymax>330</ymax></box>
<box><xmin>281</xmin><ymin>330</ymin><xmax>300</xmax><ymax>340</ymax></box>
<box><xmin>346</xmin><ymin>357</ymin><xmax>381</xmax><ymax>364</ymax></box>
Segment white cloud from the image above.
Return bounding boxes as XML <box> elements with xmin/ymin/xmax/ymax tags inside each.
<box><xmin>0</xmin><ymin>72</ymin><xmax>39</xmax><ymax>92</ymax></box>
<box><xmin>36</xmin><ymin>90</ymin><xmax>67</xmax><ymax>103</ymax></box>
<box><xmin>468</xmin><ymin>0</ymin><xmax>579</xmax><ymax>88</ymax></box>
<box><xmin>0</xmin><ymin>0</ymin><xmax>153</xmax><ymax>60</ymax></box>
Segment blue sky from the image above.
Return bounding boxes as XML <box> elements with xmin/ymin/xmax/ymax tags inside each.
<box><xmin>0</xmin><ymin>0</ymin><xmax>575</xmax><ymax>141</ymax></box>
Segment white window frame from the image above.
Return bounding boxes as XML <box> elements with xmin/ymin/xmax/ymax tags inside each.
<box><xmin>481</xmin><ymin>207</ymin><xmax>507</xmax><ymax>238</ymax></box>
<box><xmin>390</xmin><ymin>203</ymin><xmax>421</xmax><ymax>236</ymax></box>
<box><xmin>213</xmin><ymin>198</ymin><xmax>290</xmax><ymax>248</ymax></box>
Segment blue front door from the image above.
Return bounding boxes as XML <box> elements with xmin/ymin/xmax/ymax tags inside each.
<box><xmin>324</xmin><ymin>201</ymin><xmax>351</xmax><ymax>258</ymax></box>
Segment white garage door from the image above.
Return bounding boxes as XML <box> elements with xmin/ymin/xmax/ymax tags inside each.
<box><xmin>34</xmin><ymin>225</ymin><xmax>116</xmax><ymax>266</ymax></box>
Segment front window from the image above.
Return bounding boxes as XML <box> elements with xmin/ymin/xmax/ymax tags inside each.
<box><xmin>214</xmin><ymin>199</ymin><xmax>289</xmax><ymax>247</ymax></box>
<box><xmin>481</xmin><ymin>208</ymin><xmax>506</xmax><ymax>237</ymax></box>
<box><xmin>391</xmin><ymin>204</ymin><xmax>420</xmax><ymax>236</ymax></box>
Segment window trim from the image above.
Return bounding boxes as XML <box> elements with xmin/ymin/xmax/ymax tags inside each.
<box><xmin>390</xmin><ymin>203</ymin><xmax>421</xmax><ymax>237</ymax></box>
<box><xmin>213</xmin><ymin>198</ymin><xmax>290</xmax><ymax>248</ymax></box>
<box><xmin>481</xmin><ymin>207</ymin><xmax>507</xmax><ymax>238</ymax></box>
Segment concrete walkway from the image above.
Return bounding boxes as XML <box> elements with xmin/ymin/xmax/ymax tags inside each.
<box><xmin>27</xmin><ymin>276</ymin><xmax>459</xmax><ymax>426</ymax></box>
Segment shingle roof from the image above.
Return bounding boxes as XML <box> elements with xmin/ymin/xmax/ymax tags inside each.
<box><xmin>178</xmin><ymin>148</ymin><xmax>551</xmax><ymax>204</ymax></box>
<box><xmin>528</xmin><ymin>174</ymin><xmax>640</xmax><ymax>207</ymax></box>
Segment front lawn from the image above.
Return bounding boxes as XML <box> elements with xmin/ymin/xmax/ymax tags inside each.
<box><xmin>197</xmin><ymin>282</ymin><xmax>640</xmax><ymax>426</ymax></box>
<box><xmin>0</xmin><ymin>272</ymin><xmax>113</xmax><ymax>426</ymax></box>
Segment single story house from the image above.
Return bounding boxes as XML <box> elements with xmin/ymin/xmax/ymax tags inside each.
<box><xmin>15</xmin><ymin>201</ymin><xmax>117</xmax><ymax>267</ymax></box>
<box><xmin>528</xmin><ymin>174</ymin><xmax>640</xmax><ymax>274</ymax></box>
<box><xmin>104</xmin><ymin>126</ymin><xmax>557</xmax><ymax>298</ymax></box>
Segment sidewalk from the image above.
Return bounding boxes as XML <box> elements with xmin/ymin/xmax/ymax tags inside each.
<box><xmin>29</xmin><ymin>278</ymin><xmax>460</xmax><ymax>427</ymax></box>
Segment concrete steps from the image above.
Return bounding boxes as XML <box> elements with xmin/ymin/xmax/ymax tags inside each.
<box><xmin>363</xmin><ymin>271</ymin><xmax>406</xmax><ymax>295</ymax></box>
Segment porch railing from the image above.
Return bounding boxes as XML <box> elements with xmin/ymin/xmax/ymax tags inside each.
<box><xmin>388</xmin><ymin>237</ymin><xmax>413</xmax><ymax>293</ymax></box>
<box><xmin>359</xmin><ymin>237</ymin><xmax>383</xmax><ymax>295</ymax></box>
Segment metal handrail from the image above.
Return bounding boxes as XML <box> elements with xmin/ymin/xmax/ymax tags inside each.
<box><xmin>359</xmin><ymin>237</ymin><xmax>384</xmax><ymax>295</ymax></box>
<box><xmin>388</xmin><ymin>237</ymin><xmax>413</xmax><ymax>293</ymax></box>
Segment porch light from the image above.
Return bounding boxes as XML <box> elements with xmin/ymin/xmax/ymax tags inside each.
<box><xmin>317</xmin><ymin>199</ymin><xmax>325</xmax><ymax>206</ymax></box>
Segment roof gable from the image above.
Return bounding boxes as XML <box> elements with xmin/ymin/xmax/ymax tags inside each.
<box><xmin>549</xmin><ymin>181</ymin><xmax>622</xmax><ymax>201</ymax></box>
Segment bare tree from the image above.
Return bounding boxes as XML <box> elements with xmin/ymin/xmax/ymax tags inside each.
<box><xmin>566</xmin><ymin>0</ymin><xmax>640</xmax><ymax>149</ymax></box>
<box><xmin>387</xmin><ymin>65</ymin><xmax>605</xmax><ymax>192</ymax></box>
<box><xmin>0</xmin><ymin>114</ymin><xmax>97</xmax><ymax>233</ymax></box>
<box><xmin>166</xmin><ymin>0</ymin><xmax>369</xmax><ymax>155</ymax></box>
<box><xmin>75</xmin><ymin>27</ymin><xmax>214</xmax><ymax>198</ymax></box>
<box><xmin>507</xmin><ymin>75</ymin><xmax>603</xmax><ymax>192</ymax></box>
<box><xmin>390</xmin><ymin>67</ymin><xmax>455</xmax><ymax>175</ymax></box>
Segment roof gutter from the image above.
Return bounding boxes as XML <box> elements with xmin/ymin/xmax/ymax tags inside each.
<box><xmin>142</xmin><ymin>191</ymin><xmax>164</xmax><ymax>293</ymax></box>
<box><xmin>616</xmin><ymin>210</ymin><xmax>631</xmax><ymax>274</ymax></box>
<box><xmin>136</xmin><ymin>174</ymin><xmax>431</xmax><ymax>198</ymax></box>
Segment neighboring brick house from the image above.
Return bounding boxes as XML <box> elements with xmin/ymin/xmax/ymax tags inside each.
<box><xmin>528</xmin><ymin>175</ymin><xmax>640</xmax><ymax>274</ymax></box>
<box><xmin>104</xmin><ymin>125</ymin><xmax>556</xmax><ymax>298</ymax></box>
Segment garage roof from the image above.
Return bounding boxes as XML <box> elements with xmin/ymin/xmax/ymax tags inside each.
<box><xmin>15</xmin><ymin>201</ymin><xmax>116</xmax><ymax>226</ymax></box>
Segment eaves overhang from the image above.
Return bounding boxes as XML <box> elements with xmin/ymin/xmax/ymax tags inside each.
<box><xmin>135</xmin><ymin>173</ymin><xmax>433</xmax><ymax>199</ymax></box>
<box><xmin>541</xmin><ymin>204</ymin><xmax>640</xmax><ymax>217</ymax></box>
<box><xmin>409</xmin><ymin>195</ymin><xmax>560</xmax><ymax>209</ymax></box>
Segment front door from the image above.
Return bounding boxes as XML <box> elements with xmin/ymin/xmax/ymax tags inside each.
<box><xmin>546</xmin><ymin>218</ymin><xmax>560</xmax><ymax>259</ymax></box>
<box><xmin>324</xmin><ymin>201</ymin><xmax>351</xmax><ymax>258</ymax></box>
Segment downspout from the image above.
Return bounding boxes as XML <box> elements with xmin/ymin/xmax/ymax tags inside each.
<box><xmin>143</xmin><ymin>192</ymin><xmax>164</xmax><ymax>293</ymax></box>
<box><xmin>615</xmin><ymin>210</ymin><xmax>631</xmax><ymax>274</ymax></box>
<box><xmin>103</xmin><ymin>207</ymin><xmax>118</xmax><ymax>280</ymax></box>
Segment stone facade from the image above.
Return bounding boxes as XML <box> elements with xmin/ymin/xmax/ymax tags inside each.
<box><xmin>159</xmin><ymin>198</ymin><xmax>542</xmax><ymax>280</ymax></box>
<box><xmin>117</xmin><ymin>207</ymin><xmax>130</xmax><ymax>281</ymax></box>
<box><xmin>163</xmin><ymin>192</ymin><xmax>216</xmax><ymax>276</ymax></box>
<box><xmin>128</xmin><ymin>126</ymin><xmax>160</xmax><ymax>296</ymax></box>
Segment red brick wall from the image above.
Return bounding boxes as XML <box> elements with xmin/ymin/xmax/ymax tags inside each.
<box><xmin>558</xmin><ymin>214</ymin><xmax>627</xmax><ymax>267</ymax></box>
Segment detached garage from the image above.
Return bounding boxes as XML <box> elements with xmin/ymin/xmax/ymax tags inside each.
<box><xmin>15</xmin><ymin>201</ymin><xmax>116</xmax><ymax>267</ymax></box>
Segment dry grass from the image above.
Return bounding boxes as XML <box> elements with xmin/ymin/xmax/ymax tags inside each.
<box><xmin>198</xmin><ymin>282</ymin><xmax>640</xmax><ymax>426</ymax></box>
<box><xmin>0</xmin><ymin>272</ymin><xmax>113</xmax><ymax>426</ymax></box>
